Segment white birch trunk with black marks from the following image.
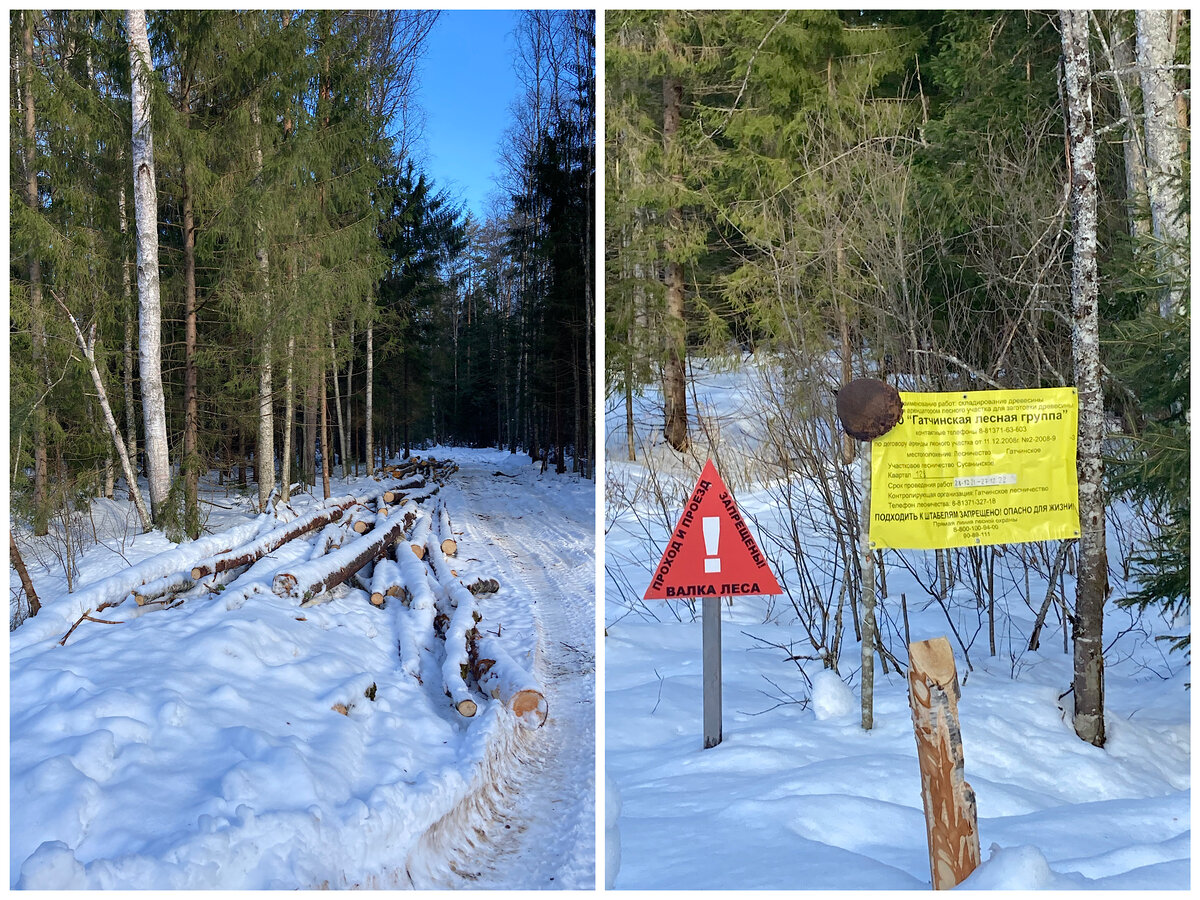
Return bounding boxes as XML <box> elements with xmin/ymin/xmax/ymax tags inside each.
<box><xmin>1060</xmin><ymin>9</ymin><xmax>1108</xmax><ymax>749</ymax></box>
<box><xmin>1135</xmin><ymin>9</ymin><xmax>1189</xmax><ymax>319</ymax></box>
<box><xmin>127</xmin><ymin>9</ymin><xmax>170</xmax><ymax>522</ymax></box>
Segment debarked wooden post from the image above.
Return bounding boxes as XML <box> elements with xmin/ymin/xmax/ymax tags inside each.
<box><xmin>907</xmin><ymin>637</ymin><xmax>981</xmax><ymax>889</ymax></box>
<box><xmin>702</xmin><ymin>594</ymin><xmax>722</xmax><ymax>749</ymax></box>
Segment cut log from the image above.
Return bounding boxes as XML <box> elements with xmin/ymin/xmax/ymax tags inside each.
<box><xmin>369</xmin><ymin>558</ymin><xmax>407</xmax><ymax>607</ymax></box>
<box><xmin>190</xmin><ymin>498</ymin><xmax>357</xmax><ymax>580</ymax></box>
<box><xmin>408</xmin><ymin>513</ymin><xmax>432</xmax><ymax>559</ymax></box>
<box><xmin>383</xmin><ymin>474</ymin><xmax>425</xmax><ymax>504</ymax></box>
<box><xmin>349</xmin><ymin>506</ymin><xmax>378</xmax><ymax>535</ymax></box>
<box><xmin>393</xmin><ymin>535</ymin><xmax>440</xmax><ymax>685</ymax></box>
<box><xmin>473</xmin><ymin>634</ymin><xmax>548</xmax><ymax>728</ymax></box>
<box><xmin>308</xmin><ymin>521</ymin><xmax>348</xmax><ymax>561</ymax></box>
<box><xmin>908</xmin><ymin>637</ymin><xmax>980</xmax><ymax>890</ymax></box>
<box><xmin>272</xmin><ymin>515</ymin><xmax>409</xmax><ymax>601</ymax></box>
<box><xmin>426</xmin><ymin>533</ymin><xmax>483</xmax><ymax>719</ymax></box>
<box><xmin>434</xmin><ymin>501</ymin><xmax>457</xmax><ymax>556</ymax></box>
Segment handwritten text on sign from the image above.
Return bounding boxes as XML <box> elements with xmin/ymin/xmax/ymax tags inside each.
<box><xmin>869</xmin><ymin>388</ymin><xmax>1080</xmax><ymax>550</ymax></box>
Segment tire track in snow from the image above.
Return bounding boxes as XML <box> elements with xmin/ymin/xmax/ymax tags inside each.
<box><xmin>428</xmin><ymin>459</ymin><xmax>595</xmax><ymax>889</ymax></box>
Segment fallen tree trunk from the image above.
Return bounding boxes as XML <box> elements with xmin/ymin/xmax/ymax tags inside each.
<box><xmin>190</xmin><ymin>498</ymin><xmax>359</xmax><ymax>580</ymax></box>
<box><xmin>271</xmin><ymin>515</ymin><xmax>409</xmax><ymax>602</ymax></box>
<box><xmin>10</xmin><ymin>531</ymin><xmax>41</xmax><ymax>618</ymax></box>
<box><xmin>473</xmin><ymin>634</ymin><xmax>548</xmax><ymax>728</ymax></box>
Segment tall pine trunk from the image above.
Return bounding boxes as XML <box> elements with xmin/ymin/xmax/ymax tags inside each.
<box><xmin>127</xmin><ymin>9</ymin><xmax>170</xmax><ymax>523</ymax></box>
<box><xmin>662</xmin><ymin>75</ymin><xmax>689</xmax><ymax>453</ymax></box>
<box><xmin>1060</xmin><ymin>8</ymin><xmax>1108</xmax><ymax>749</ymax></box>
<box><xmin>365</xmin><ymin>324</ymin><xmax>374</xmax><ymax>474</ymax></box>
<box><xmin>180</xmin><ymin>125</ymin><xmax>200</xmax><ymax>539</ymax></box>
<box><xmin>280</xmin><ymin>335</ymin><xmax>296</xmax><ymax>503</ymax></box>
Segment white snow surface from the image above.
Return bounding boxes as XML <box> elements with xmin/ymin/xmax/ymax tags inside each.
<box><xmin>9</xmin><ymin>447</ymin><xmax>595</xmax><ymax>889</ymax></box>
<box><xmin>605</xmin><ymin>357</ymin><xmax>1190</xmax><ymax>890</ymax></box>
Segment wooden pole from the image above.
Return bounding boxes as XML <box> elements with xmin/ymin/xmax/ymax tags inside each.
<box><xmin>859</xmin><ymin>440</ymin><xmax>877</xmax><ymax>730</ymax></box>
<box><xmin>702</xmin><ymin>594</ymin><xmax>723</xmax><ymax>748</ymax></box>
<box><xmin>907</xmin><ymin>636</ymin><xmax>980</xmax><ymax>890</ymax></box>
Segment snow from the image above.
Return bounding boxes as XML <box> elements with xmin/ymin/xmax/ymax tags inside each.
<box><xmin>604</xmin><ymin>356</ymin><xmax>1190</xmax><ymax>890</ymax></box>
<box><xmin>10</xmin><ymin>447</ymin><xmax>595</xmax><ymax>889</ymax></box>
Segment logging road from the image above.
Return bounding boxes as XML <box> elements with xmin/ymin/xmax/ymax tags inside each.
<box><xmin>425</xmin><ymin>454</ymin><xmax>596</xmax><ymax>889</ymax></box>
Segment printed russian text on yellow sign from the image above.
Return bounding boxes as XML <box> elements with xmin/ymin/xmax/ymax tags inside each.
<box><xmin>869</xmin><ymin>388</ymin><xmax>1080</xmax><ymax>550</ymax></box>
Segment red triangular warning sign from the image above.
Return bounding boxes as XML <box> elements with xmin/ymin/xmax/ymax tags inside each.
<box><xmin>644</xmin><ymin>459</ymin><xmax>782</xmax><ymax>600</ymax></box>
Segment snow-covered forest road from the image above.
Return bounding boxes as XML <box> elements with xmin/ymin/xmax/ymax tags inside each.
<box><xmin>419</xmin><ymin>457</ymin><xmax>596</xmax><ymax>889</ymax></box>
<box><xmin>9</xmin><ymin>447</ymin><xmax>595</xmax><ymax>890</ymax></box>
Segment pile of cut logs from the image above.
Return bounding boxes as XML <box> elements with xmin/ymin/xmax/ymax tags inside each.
<box><xmin>58</xmin><ymin>456</ymin><xmax>546</xmax><ymax>728</ymax></box>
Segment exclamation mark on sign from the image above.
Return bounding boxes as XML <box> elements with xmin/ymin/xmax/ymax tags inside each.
<box><xmin>703</xmin><ymin>516</ymin><xmax>721</xmax><ymax>573</ymax></box>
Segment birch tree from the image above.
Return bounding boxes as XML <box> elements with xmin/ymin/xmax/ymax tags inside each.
<box><xmin>127</xmin><ymin>9</ymin><xmax>171</xmax><ymax>523</ymax></box>
<box><xmin>1060</xmin><ymin>8</ymin><xmax>1108</xmax><ymax>749</ymax></box>
<box><xmin>1135</xmin><ymin>9</ymin><xmax>1189</xmax><ymax>319</ymax></box>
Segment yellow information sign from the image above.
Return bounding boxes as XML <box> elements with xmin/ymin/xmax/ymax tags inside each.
<box><xmin>869</xmin><ymin>388</ymin><xmax>1080</xmax><ymax>550</ymax></box>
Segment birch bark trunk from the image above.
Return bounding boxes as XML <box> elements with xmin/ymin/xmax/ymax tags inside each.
<box><xmin>1135</xmin><ymin>9</ymin><xmax>1189</xmax><ymax>319</ymax></box>
<box><xmin>56</xmin><ymin>295</ymin><xmax>153</xmax><ymax>532</ymax></box>
<box><xmin>252</xmin><ymin>100</ymin><xmax>275</xmax><ymax>511</ymax></box>
<box><xmin>119</xmin><ymin>178</ymin><xmax>138</xmax><ymax>497</ymax></box>
<box><xmin>1060</xmin><ymin>8</ymin><xmax>1108</xmax><ymax>749</ymax></box>
<box><xmin>127</xmin><ymin>9</ymin><xmax>170</xmax><ymax>523</ymax></box>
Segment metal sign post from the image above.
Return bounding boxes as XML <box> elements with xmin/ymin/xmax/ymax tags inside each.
<box><xmin>702</xmin><ymin>594</ymin><xmax>723</xmax><ymax>748</ymax></box>
<box><xmin>643</xmin><ymin>459</ymin><xmax>782</xmax><ymax>750</ymax></box>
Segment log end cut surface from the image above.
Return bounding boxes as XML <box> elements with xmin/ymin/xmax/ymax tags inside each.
<box><xmin>511</xmin><ymin>689</ymin><xmax>548</xmax><ymax>728</ymax></box>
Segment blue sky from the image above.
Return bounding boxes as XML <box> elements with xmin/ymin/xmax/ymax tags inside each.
<box><xmin>415</xmin><ymin>9</ymin><xmax>523</xmax><ymax>224</ymax></box>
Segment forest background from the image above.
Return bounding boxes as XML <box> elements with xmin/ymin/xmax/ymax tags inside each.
<box><xmin>10</xmin><ymin>9</ymin><xmax>595</xmax><ymax>553</ymax></box>
<box><xmin>605</xmin><ymin>9</ymin><xmax>1188</xmax><ymax>747</ymax></box>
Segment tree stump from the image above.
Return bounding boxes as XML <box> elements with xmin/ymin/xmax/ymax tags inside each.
<box><xmin>907</xmin><ymin>637</ymin><xmax>980</xmax><ymax>890</ymax></box>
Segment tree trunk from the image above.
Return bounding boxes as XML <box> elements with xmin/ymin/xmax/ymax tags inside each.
<box><xmin>20</xmin><ymin>11</ymin><xmax>49</xmax><ymax>537</ymax></box>
<box><xmin>272</xmin><ymin>514</ymin><xmax>409</xmax><ymax>602</ymax></box>
<box><xmin>365</xmin><ymin>324</ymin><xmax>374</xmax><ymax>475</ymax></box>
<box><xmin>320</xmin><ymin>365</ymin><xmax>331</xmax><ymax>499</ymax></box>
<box><xmin>252</xmin><ymin>99</ymin><xmax>275</xmax><ymax>512</ymax></box>
<box><xmin>1135</xmin><ymin>9</ymin><xmax>1189</xmax><ymax>319</ymax></box>
<box><xmin>329</xmin><ymin>322</ymin><xmax>350</xmax><ymax>479</ymax></box>
<box><xmin>192</xmin><ymin>497</ymin><xmax>357</xmax><ymax>580</ymax></box>
<box><xmin>120</xmin><ymin>180</ymin><xmax>138</xmax><ymax>496</ymax></box>
<box><xmin>55</xmin><ymin>295</ymin><xmax>153</xmax><ymax>532</ymax></box>
<box><xmin>181</xmin><ymin>142</ymin><xmax>200</xmax><ymax>538</ymax></box>
<box><xmin>10</xmin><ymin>531</ymin><xmax>41</xmax><ymax>618</ymax></box>
<box><xmin>304</xmin><ymin>361</ymin><xmax>318</xmax><ymax>487</ymax></box>
<box><xmin>908</xmin><ymin>637</ymin><xmax>981</xmax><ymax>890</ymax></box>
<box><xmin>281</xmin><ymin>335</ymin><xmax>295</xmax><ymax>503</ymax></box>
<box><xmin>1101</xmin><ymin>13</ymin><xmax>1152</xmax><ymax>243</ymax></box>
<box><xmin>1061</xmin><ymin>8</ymin><xmax>1108</xmax><ymax>749</ymax></box>
<box><xmin>662</xmin><ymin>74</ymin><xmax>689</xmax><ymax>453</ymax></box>
<box><xmin>127</xmin><ymin>9</ymin><xmax>170</xmax><ymax>523</ymax></box>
